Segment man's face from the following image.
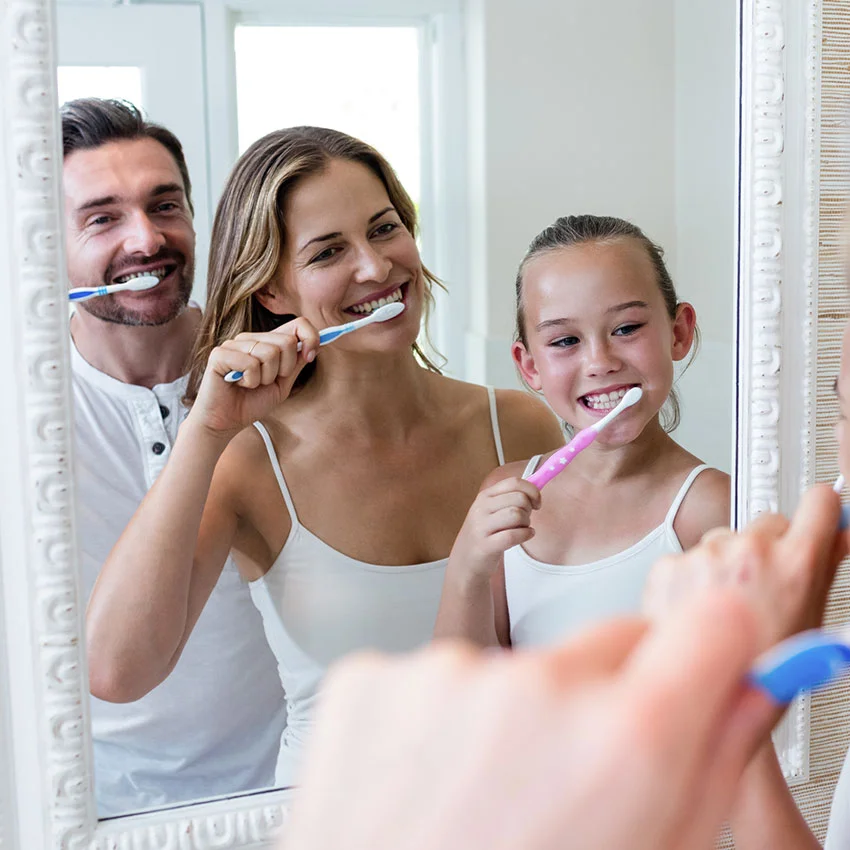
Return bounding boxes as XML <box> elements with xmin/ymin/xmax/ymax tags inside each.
<box><xmin>63</xmin><ymin>137</ymin><xmax>195</xmax><ymax>326</ymax></box>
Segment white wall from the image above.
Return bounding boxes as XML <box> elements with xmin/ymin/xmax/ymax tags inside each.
<box><xmin>673</xmin><ymin>0</ymin><xmax>737</xmax><ymax>473</ymax></box>
<box><xmin>464</xmin><ymin>0</ymin><xmax>736</xmax><ymax>472</ymax></box>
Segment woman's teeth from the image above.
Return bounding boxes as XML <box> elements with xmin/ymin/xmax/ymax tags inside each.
<box><xmin>583</xmin><ymin>387</ymin><xmax>633</xmax><ymax>410</ymax></box>
<box><xmin>349</xmin><ymin>286</ymin><xmax>403</xmax><ymax>315</ymax></box>
<box><xmin>114</xmin><ymin>268</ymin><xmax>169</xmax><ymax>284</ymax></box>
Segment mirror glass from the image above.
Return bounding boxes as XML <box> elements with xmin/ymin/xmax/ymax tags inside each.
<box><xmin>55</xmin><ymin>0</ymin><xmax>739</xmax><ymax>819</ymax></box>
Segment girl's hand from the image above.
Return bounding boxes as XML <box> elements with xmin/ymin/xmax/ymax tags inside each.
<box><xmin>448</xmin><ymin>476</ymin><xmax>541</xmax><ymax>581</ymax></box>
<box><xmin>188</xmin><ymin>318</ymin><xmax>321</xmax><ymax>438</ymax></box>
<box><xmin>643</xmin><ymin>485</ymin><xmax>847</xmax><ymax>651</ymax></box>
<box><xmin>286</xmin><ymin>589</ymin><xmax>776</xmax><ymax>850</ymax></box>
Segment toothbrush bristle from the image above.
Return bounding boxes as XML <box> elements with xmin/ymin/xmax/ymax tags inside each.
<box><xmin>373</xmin><ymin>302</ymin><xmax>405</xmax><ymax>321</ymax></box>
<box><xmin>126</xmin><ymin>275</ymin><xmax>160</xmax><ymax>292</ymax></box>
<box><xmin>621</xmin><ymin>387</ymin><xmax>643</xmax><ymax>408</ymax></box>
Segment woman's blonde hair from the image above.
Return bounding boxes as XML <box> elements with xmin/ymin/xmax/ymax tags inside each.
<box><xmin>186</xmin><ymin>126</ymin><xmax>443</xmax><ymax>402</ymax></box>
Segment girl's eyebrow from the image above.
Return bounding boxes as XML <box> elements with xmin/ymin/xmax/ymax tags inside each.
<box><xmin>535</xmin><ymin>301</ymin><xmax>650</xmax><ymax>332</ymax></box>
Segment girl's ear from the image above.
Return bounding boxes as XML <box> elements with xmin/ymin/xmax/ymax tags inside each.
<box><xmin>671</xmin><ymin>302</ymin><xmax>697</xmax><ymax>362</ymax></box>
<box><xmin>511</xmin><ymin>340</ymin><xmax>543</xmax><ymax>391</ymax></box>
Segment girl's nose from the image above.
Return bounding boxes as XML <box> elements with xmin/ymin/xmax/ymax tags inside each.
<box><xmin>585</xmin><ymin>339</ymin><xmax>622</xmax><ymax>376</ymax></box>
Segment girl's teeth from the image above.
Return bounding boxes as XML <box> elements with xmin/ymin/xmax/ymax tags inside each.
<box><xmin>584</xmin><ymin>388</ymin><xmax>630</xmax><ymax>410</ymax></box>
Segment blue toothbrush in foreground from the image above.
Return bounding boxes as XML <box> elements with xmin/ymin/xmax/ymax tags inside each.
<box><xmin>68</xmin><ymin>274</ymin><xmax>160</xmax><ymax>302</ymax></box>
<box><xmin>223</xmin><ymin>300</ymin><xmax>405</xmax><ymax>383</ymax></box>
<box><xmin>751</xmin><ymin>629</ymin><xmax>850</xmax><ymax>703</ymax></box>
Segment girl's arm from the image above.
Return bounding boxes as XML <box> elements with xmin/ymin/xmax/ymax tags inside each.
<box><xmin>86</xmin><ymin>319</ymin><xmax>320</xmax><ymax>702</ymax></box>
<box><xmin>674</xmin><ymin>467</ymin><xmax>732</xmax><ymax>549</ymax></box>
<box><xmin>434</xmin><ymin>467</ymin><xmax>539</xmax><ymax>647</ymax></box>
<box><xmin>730</xmin><ymin>742</ymin><xmax>821</xmax><ymax>850</ymax></box>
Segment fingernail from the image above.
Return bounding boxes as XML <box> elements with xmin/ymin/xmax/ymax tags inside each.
<box><xmin>307</xmin><ymin>350</ymin><xmax>316</xmax><ymax>363</ymax></box>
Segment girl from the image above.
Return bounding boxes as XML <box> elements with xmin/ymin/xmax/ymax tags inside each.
<box><xmin>85</xmin><ymin>127</ymin><xmax>564</xmax><ymax>786</ymax></box>
<box><xmin>434</xmin><ymin>215</ymin><xmax>731</xmax><ymax>647</ymax></box>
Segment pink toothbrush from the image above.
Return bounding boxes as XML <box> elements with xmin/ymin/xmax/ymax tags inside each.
<box><xmin>527</xmin><ymin>387</ymin><xmax>643</xmax><ymax>489</ymax></box>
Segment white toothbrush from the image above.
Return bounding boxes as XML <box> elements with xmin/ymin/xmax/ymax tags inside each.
<box><xmin>527</xmin><ymin>387</ymin><xmax>644</xmax><ymax>489</ymax></box>
<box><xmin>224</xmin><ymin>301</ymin><xmax>406</xmax><ymax>383</ymax></box>
<box><xmin>68</xmin><ymin>275</ymin><xmax>160</xmax><ymax>302</ymax></box>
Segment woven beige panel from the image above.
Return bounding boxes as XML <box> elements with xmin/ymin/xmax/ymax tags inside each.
<box><xmin>788</xmin><ymin>0</ymin><xmax>850</xmax><ymax>843</ymax></box>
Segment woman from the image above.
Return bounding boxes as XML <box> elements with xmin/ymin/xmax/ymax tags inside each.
<box><xmin>86</xmin><ymin>126</ymin><xmax>564</xmax><ymax>786</ymax></box>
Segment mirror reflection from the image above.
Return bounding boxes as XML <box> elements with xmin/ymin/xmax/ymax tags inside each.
<box><xmin>56</xmin><ymin>0</ymin><xmax>738</xmax><ymax>819</ymax></box>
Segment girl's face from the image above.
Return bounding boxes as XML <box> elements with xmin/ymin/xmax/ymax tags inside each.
<box><xmin>512</xmin><ymin>238</ymin><xmax>696</xmax><ymax>445</ymax></box>
<box><xmin>256</xmin><ymin>158</ymin><xmax>423</xmax><ymax>352</ymax></box>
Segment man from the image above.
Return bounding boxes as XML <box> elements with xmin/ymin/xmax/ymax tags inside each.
<box><xmin>62</xmin><ymin>98</ymin><xmax>286</xmax><ymax>817</ymax></box>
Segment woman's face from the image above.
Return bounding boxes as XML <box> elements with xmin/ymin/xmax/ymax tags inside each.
<box><xmin>259</xmin><ymin>158</ymin><xmax>424</xmax><ymax>352</ymax></box>
<box><xmin>511</xmin><ymin>238</ymin><xmax>696</xmax><ymax>445</ymax></box>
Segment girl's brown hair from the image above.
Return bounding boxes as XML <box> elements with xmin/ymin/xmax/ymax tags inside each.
<box><xmin>514</xmin><ymin>214</ymin><xmax>699</xmax><ymax>432</ymax></box>
<box><xmin>186</xmin><ymin>126</ymin><xmax>442</xmax><ymax>402</ymax></box>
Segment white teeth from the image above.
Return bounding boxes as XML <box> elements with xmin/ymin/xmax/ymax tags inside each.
<box><xmin>583</xmin><ymin>387</ymin><xmax>631</xmax><ymax>410</ymax></box>
<box><xmin>349</xmin><ymin>286</ymin><xmax>403</xmax><ymax>314</ymax></box>
<box><xmin>114</xmin><ymin>267</ymin><xmax>169</xmax><ymax>284</ymax></box>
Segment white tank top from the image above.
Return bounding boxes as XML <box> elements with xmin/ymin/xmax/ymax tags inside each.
<box><xmin>248</xmin><ymin>386</ymin><xmax>506</xmax><ymax>787</ymax></box>
<box><xmin>505</xmin><ymin>460</ymin><xmax>710</xmax><ymax>648</ymax></box>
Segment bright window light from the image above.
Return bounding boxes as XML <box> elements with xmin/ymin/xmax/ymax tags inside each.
<box><xmin>234</xmin><ymin>26</ymin><xmax>421</xmax><ymax>204</ymax></box>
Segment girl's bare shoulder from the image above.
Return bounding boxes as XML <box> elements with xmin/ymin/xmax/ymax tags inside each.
<box><xmin>673</xmin><ymin>465</ymin><xmax>732</xmax><ymax>549</ymax></box>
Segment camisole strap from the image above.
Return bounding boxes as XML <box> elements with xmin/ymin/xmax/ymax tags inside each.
<box><xmin>664</xmin><ymin>464</ymin><xmax>710</xmax><ymax>527</ymax></box>
<box><xmin>487</xmin><ymin>386</ymin><xmax>506</xmax><ymax>466</ymax></box>
<box><xmin>252</xmin><ymin>421</ymin><xmax>300</xmax><ymax>527</ymax></box>
<box><xmin>522</xmin><ymin>455</ymin><xmax>543</xmax><ymax>479</ymax></box>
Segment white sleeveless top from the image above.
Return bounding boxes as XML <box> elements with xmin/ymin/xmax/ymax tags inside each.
<box><xmin>505</xmin><ymin>461</ymin><xmax>710</xmax><ymax>648</ymax></box>
<box><xmin>248</xmin><ymin>386</ymin><xmax>506</xmax><ymax>787</ymax></box>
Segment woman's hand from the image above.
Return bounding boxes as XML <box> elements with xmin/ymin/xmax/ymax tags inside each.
<box><xmin>285</xmin><ymin>589</ymin><xmax>776</xmax><ymax>850</ymax></box>
<box><xmin>188</xmin><ymin>318</ymin><xmax>321</xmax><ymax>438</ymax></box>
<box><xmin>644</xmin><ymin>485</ymin><xmax>848</xmax><ymax>651</ymax></box>
<box><xmin>448</xmin><ymin>476</ymin><xmax>541</xmax><ymax>581</ymax></box>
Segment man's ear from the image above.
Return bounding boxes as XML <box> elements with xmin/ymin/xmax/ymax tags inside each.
<box><xmin>511</xmin><ymin>340</ymin><xmax>543</xmax><ymax>391</ymax></box>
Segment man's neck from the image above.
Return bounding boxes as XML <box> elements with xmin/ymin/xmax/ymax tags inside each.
<box><xmin>70</xmin><ymin>306</ymin><xmax>201</xmax><ymax>388</ymax></box>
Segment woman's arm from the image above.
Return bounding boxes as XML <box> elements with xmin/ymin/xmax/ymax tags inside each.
<box><xmin>86</xmin><ymin>319</ymin><xmax>319</xmax><ymax>702</ymax></box>
<box><xmin>86</xmin><ymin>419</ymin><xmax>240</xmax><ymax>702</ymax></box>
<box><xmin>730</xmin><ymin>742</ymin><xmax>821</xmax><ymax>850</ymax></box>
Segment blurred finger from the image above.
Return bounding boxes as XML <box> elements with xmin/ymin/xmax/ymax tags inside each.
<box><xmin>743</xmin><ymin>511</ymin><xmax>790</xmax><ymax>538</ymax></box>
<box><xmin>483</xmin><ymin>476</ymin><xmax>542</xmax><ymax>507</ymax></box>
<box><xmin>486</xmin><ymin>491</ymin><xmax>537</xmax><ymax>516</ymax></box>
<box><xmin>785</xmin><ymin>484</ymin><xmax>843</xmax><ymax>570</ymax></box>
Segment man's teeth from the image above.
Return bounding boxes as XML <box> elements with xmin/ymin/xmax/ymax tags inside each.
<box><xmin>114</xmin><ymin>268</ymin><xmax>169</xmax><ymax>284</ymax></box>
<box><xmin>349</xmin><ymin>287</ymin><xmax>403</xmax><ymax>315</ymax></box>
<box><xmin>583</xmin><ymin>387</ymin><xmax>632</xmax><ymax>410</ymax></box>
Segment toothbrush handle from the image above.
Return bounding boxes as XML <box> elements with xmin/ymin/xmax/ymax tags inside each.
<box><xmin>526</xmin><ymin>427</ymin><xmax>598</xmax><ymax>489</ymax></box>
<box><xmin>68</xmin><ymin>286</ymin><xmax>107</xmax><ymax>302</ymax></box>
<box><xmin>224</xmin><ymin>325</ymin><xmax>350</xmax><ymax>382</ymax></box>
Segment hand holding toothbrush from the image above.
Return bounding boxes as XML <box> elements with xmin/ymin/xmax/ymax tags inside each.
<box><xmin>187</xmin><ymin>317</ymin><xmax>322</xmax><ymax>440</ymax></box>
<box><xmin>642</xmin><ymin>484</ymin><xmax>848</xmax><ymax>703</ymax></box>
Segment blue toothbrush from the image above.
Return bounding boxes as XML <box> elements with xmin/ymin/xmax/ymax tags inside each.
<box><xmin>223</xmin><ymin>301</ymin><xmax>405</xmax><ymax>383</ymax></box>
<box><xmin>68</xmin><ymin>274</ymin><xmax>160</xmax><ymax>302</ymax></box>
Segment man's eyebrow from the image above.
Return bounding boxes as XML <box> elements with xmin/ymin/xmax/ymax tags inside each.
<box><xmin>75</xmin><ymin>183</ymin><xmax>184</xmax><ymax>214</ymax></box>
<box><xmin>298</xmin><ymin>206</ymin><xmax>396</xmax><ymax>253</ymax></box>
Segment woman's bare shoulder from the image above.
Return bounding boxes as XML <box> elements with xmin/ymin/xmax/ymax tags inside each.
<box><xmin>492</xmin><ymin>388</ymin><xmax>564</xmax><ymax>462</ymax></box>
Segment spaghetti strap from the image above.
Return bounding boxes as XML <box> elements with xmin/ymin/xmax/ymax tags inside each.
<box><xmin>664</xmin><ymin>464</ymin><xmax>710</xmax><ymax>527</ymax></box>
<box><xmin>252</xmin><ymin>421</ymin><xmax>300</xmax><ymax>526</ymax></box>
<box><xmin>522</xmin><ymin>455</ymin><xmax>543</xmax><ymax>479</ymax></box>
<box><xmin>487</xmin><ymin>386</ymin><xmax>506</xmax><ymax>466</ymax></box>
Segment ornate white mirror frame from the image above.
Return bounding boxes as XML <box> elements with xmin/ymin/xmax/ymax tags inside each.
<box><xmin>0</xmin><ymin>0</ymin><xmax>823</xmax><ymax>847</ymax></box>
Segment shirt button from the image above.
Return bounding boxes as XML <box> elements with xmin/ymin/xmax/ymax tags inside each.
<box><xmin>152</xmin><ymin>442</ymin><xmax>166</xmax><ymax>455</ymax></box>
<box><xmin>159</xmin><ymin>405</ymin><xmax>170</xmax><ymax>419</ymax></box>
